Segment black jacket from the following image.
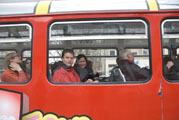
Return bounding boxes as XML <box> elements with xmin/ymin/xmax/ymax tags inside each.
<box><xmin>164</xmin><ymin>65</ymin><xmax>179</xmax><ymax>80</ymax></box>
<box><xmin>119</xmin><ymin>60</ymin><xmax>149</xmax><ymax>81</ymax></box>
<box><xmin>74</xmin><ymin>65</ymin><xmax>98</xmax><ymax>82</ymax></box>
<box><xmin>109</xmin><ymin>66</ymin><xmax>126</xmax><ymax>82</ymax></box>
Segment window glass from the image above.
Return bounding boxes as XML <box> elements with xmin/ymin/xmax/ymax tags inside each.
<box><xmin>49</xmin><ymin>19</ymin><xmax>150</xmax><ymax>83</ymax></box>
<box><xmin>50</xmin><ymin>20</ymin><xmax>146</xmax><ymax>37</ymax></box>
<box><xmin>0</xmin><ymin>24</ymin><xmax>31</xmax><ymax>42</ymax></box>
<box><xmin>49</xmin><ymin>49</ymin><xmax>63</xmax><ymax>64</ymax></box>
<box><xmin>176</xmin><ymin>48</ymin><xmax>179</xmax><ymax>55</ymax></box>
<box><xmin>22</xmin><ymin>50</ymin><xmax>31</xmax><ymax>60</ymax></box>
<box><xmin>163</xmin><ymin>48</ymin><xmax>169</xmax><ymax>56</ymax></box>
<box><xmin>0</xmin><ymin>23</ymin><xmax>32</xmax><ymax>83</ymax></box>
<box><xmin>161</xmin><ymin>19</ymin><xmax>179</xmax><ymax>81</ymax></box>
<box><xmin>74</xmin><ymin>49</ymin><xmax>117</xmax><ymax>56</ymax></box>
<box><xmin>163</xmin><ymin>20</ymin><xmax>179</xmax><ymax>35</ymax></box>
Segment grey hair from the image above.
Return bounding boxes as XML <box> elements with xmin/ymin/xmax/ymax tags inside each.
<box><xmin>119</xmin><ymin>49</ymin><xmax>132</xmax><ymax>60</ymax></box>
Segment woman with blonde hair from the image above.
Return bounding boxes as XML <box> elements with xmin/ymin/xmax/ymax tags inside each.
<box><xmin>1</xmin><ymin>52</ymin><xmax>27</xmax><ymax>83</ymax></box>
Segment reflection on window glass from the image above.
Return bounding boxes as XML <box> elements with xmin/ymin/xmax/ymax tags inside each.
<box><xmin>126</xmin><ymin>48</ymin><xmax>149</xmax><ymax>55</ymax></box>
<box><xmin>0</xmin><ymin>24</ymin><xmax>31</xmax><ymax>42</ymax></box>
<box><xmin>162</xmin><ymin>19</ymin><xmax>179</xmax><ymax>81</ymax></box>
<box><xmin>0</xmin><ymin>23</ymin><xmax>32</xmax><ymax>83</ymax></box>
<box><xmin>74</xmin><ymin>49</ymin><xmax>117</xmax><ymax>56</ymax></box>
<box><xmin>163</xmin><ymin>48</ymin><xmax>169</xmax><ymax>56</ymax></box>
<box><xmin>49</xmin><ymin>19</ymin><xmax>150</xmax><ymax>83</ymax></box>
<box><xmin>49</xmin><ymin>50</ymin><xmax>63</xmax><ymax>57</ymax></box>
<box><xmin>163</xmin><ymin>20</ymin><xmax>179</xmax><ymax>35</ymax></box>
<box><xmin>49</xmin><ymin>50</ymin><xmax>63</xmax><ymax>64</ymax></box>
<box><xmin>177</xmin><ymin>48</ymin><xmax>179</xmax><ymax>55</ymax></box>
<box><xmin>50</xmin><ymin>20</ymin><xmax>146</xmax><ymax>37</ymax></box>
<box><xmin>22</xmin><ymin>50</ymin><xmax>31</xmax><ymax>60</ymax></box>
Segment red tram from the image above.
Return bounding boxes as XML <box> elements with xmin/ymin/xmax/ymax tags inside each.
<box><xmin>0</xmin><ymin>0</ymin><xmax>179</xmax><ymax>120</ymax></box>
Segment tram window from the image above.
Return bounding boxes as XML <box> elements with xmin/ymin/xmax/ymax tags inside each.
<box><xmin>161</xmin><ymin>19</ymin><xmax>179</xmax><ymax>81</ymax></box>
<box><xmin>48</xmin><ymin>19</ymin><xmax>151</xmax><ymax>83</ymax></box>
<box><xmin>0</xmin><ymin>23</ymin><xmax>32</xmax><ymax>83</ymax></box>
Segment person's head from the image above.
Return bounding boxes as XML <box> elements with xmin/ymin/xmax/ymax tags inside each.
<box><xmin>25</xmin><ymin>58</ymin><xmax>31</xmax><ymax>70</ymax></box>
<box><xmin>163</xmin><ymin>56</ymin><xmax>173</xmax><ymax>65</ymax></box>
<box><xmin>61</xmin><ymin>49</ymin><xmax>74</xmax><ymax>67</ymax></box>
<box><xmin>87</xmin><ymin>60</ymin><xmax>93</xmax><ymax>68</ymax></box>
<box><xmin>4</xmin><ymin>52</ymin><xmax>22</xmax><ymax>67</ymax></box>
<box><xmin>119</xmin><ymin>49</ymin><xmax>134</xmax><ymax>63</ymax></box>
<box><xmin>76</xmin><ymin>54</ymin><xmax>88</xmax><ymax>68</ymax></box>
<box><xmin>116</xmin><ymin>56</ymin><xmax>121</xmax><ymax>66</ymax></box>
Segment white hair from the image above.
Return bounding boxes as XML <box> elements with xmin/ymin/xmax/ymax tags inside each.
<box><xmin>119</xmin><ymin>49</ymin><xmax>132</xmax><ymax>60</ymax></box>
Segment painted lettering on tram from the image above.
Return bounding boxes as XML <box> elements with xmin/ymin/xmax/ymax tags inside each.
<box><xmin>22</xmin><ymin>111</ymin><xmax>91</xmax><ymax>120</ymax></box>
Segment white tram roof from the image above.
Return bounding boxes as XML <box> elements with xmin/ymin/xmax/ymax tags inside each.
<box><xmin>0</xmin><ymin>0</ymin><xmax>179</xmax><ymax>16</ymax></box>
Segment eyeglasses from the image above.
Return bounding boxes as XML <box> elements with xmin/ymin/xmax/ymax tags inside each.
<box><xmin>11</xmin><ymin>55</ymin><xmax>19</xmax><ymax>59</ymax></box>
<box><xmin>26</xmin><ymin>62</ymin><xmax>31</xmax><ymax>64</ymax></box>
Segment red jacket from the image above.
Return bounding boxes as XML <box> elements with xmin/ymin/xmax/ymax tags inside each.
<box><xmin>1</xmin><ymin>69</ymin><xmax>27</xmax><ymax>83</ymax></box>
<box><xmin>52</xmin><ymin>63</ymin><xmax>80</xmax><ymax>83</ymax></box>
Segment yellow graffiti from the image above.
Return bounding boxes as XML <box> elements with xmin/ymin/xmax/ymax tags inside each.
<box><xmin>71</xmin><ymin>116</ymin><xmax>91</xmax><ymax>120</ymax></box>
<box><xmin>22</xmin><ymin>111</ymin><xmax>43</xmax><ymax>120</ymax></box>
<box><xmin>43</xmin><ymin>114</ymin><xmax>59</xmax><ymax>120</ymax></box>
<box><xmin>22</xmin><ymin>110</ymin><xmax>91</xmax><ymax>120</ymax></box>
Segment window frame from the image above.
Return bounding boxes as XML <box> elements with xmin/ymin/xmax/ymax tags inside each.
<box><xmin>0</xmin><ymin>22</ymin><xmax>33</xmax><ymax>84</ymax></box>
<box><xmin>48</xmin><ymin>18</ymin><xmax>151</xmax><ymax>84</ymax></box>
<box><xmin>161</xmin><ymin>18</ymin><xmax>179</xmax><ymax>82</ymax></box>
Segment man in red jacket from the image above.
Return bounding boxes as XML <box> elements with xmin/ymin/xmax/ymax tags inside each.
<box><xmin>52</xmin><ymin>49</ymin><xmax>81</xmax><ymax>83</ymax></box>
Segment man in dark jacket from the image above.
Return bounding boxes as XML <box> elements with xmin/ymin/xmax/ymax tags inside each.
<box><xmin>163</xmin><ymin>56</ymin><xmax>179</xmax><ymax>80</ymax></box>
<box><xmin>118</xmin><ymin>49</ymin><xmax>149</xmax><ymax>81</ymax></box>
<box><xmin>109</xmin><ymin>57</ymin><xmax>126</xmax><ymax>82</ymax></box>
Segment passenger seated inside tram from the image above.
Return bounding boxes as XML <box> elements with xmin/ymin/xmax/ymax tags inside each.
<box><xmin>22</xmin><ymin>57</ymin><xmax>31</xmax><ymax>80</ymax></box>
<box><xmin>118</xmin><ymin>49</ymin><xmax>149</xmax><ymax>81</ymax></box>
<box><xmin>51</xmin><ymin>61</ymin><xmax>63</xmax><ymax>76</ymax></box>
<box><xmin>87</xmin><ymin>60</ymin><xmax>102</xmax><ymax>81</ymax></box>
<box><xmin>52</xmin><ymin>49</ymin><xmax>96</xmax><ymax>83</ymax></box>
<box><xmin>109</xmin><ymin>57</ymin><xmax>126</xmax><ymax>82</ymax></box>
<box><xmin>74</xmin><ymin>54</ymin><xmax>100</xmax><ymax>82</ymax></box>
<box><xmin>1</xmin><ymin>52</ymin><xmax>28</xmax><ymax>83</ymax></box>
<box><xmin>163</xmin><ymin>56</ymin><xmax>179</xmax><ymax>80</ymax></box>
<box><xmin>174</xmin><ymin>54</ymin><xmax>179</xmax><ymax>72</ymax></box>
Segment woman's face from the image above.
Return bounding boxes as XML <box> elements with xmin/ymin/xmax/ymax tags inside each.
<box><xmin>26</xmin><ymin>59</ymin><xmax>31</xmax><ymax>70</ymax></box>
<box><xmin>78</xmin><ymin>57</ymin><xmax>87</xmax><ymax>68</ymax></box>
